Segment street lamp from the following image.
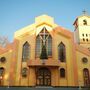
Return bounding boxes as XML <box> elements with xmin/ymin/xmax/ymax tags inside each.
<box><xmin>7</xmin><ymin>77</ymin><xmax>10</xmax><ymax>88</ymax></box>
<box><xmin>0</xmin><ymin>76</ymin><xmax>2</xmax><ymax>86</ymax></box>
<box><xmin>78</xmin><ymin>80</ymin><xmax>82</xmax><ymax>90</ymax></box>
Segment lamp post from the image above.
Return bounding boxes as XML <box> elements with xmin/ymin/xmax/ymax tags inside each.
<box><xmin>78</xmin><ymin>80</ymin><xmax>82</xmax><ymax>90</ymax></box>
<box><xmin>0</xmin><ymin>76</ymin><xmax>2</xmax><ymax>86</ymax></box>
<box><xmin>7</xmin><ymin>77</ymin><xmax>9</xmax><ymax>88</ymax></box>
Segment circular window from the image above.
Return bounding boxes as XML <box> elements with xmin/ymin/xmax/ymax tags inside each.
<box><xmin>0</xmin><ymin>57</ymin><xmax>6</xmax><ymax>63</ymax></box>
<box><xmin>88</xmin><ymin>47</ymin><xmax>90</xmax><ymax>51</ymax></box>
<box><xmin>21</xmin><ymin>68</ymin><xmax>28</xmax><ymax>77</ymax></box>
<box><xmin>82</xmin><ymin>57</ymin><xmax>88</xmax><ymax>63</ymax></box>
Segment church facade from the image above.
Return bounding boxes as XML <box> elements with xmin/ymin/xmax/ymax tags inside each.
<box><xmin>0</xmin><ymin>14</ymin><xmax>90</xmax><ymax>87</ymax></box>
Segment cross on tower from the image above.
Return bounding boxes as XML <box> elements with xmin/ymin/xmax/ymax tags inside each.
<box><xmin>82</xmin><ymin>10</ymin><xmax>87</xmax><ymax>15</ymax></box>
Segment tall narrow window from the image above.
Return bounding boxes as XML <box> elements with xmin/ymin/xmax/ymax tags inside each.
<box><xmin>82</xmin><ymin>34</ymin><xmax>84</xmax><ymax>37</ymax></box>
<box><xmin>36</xmin><ymin>35</ymin><xmax>41</xmax><ymax>57</ymax></box>
<box><xmin>58</xmin><ymin>42</ymin><xmax>66</xmax><ymax>62</ymax></box>
<box><xmin>83</xmin><ymin>38</ymin><xmax>85</xmax><ymax>41</ymax></box>
<box><xmin>22</xmin><ymin>42</ymin><xmax>30</xmax><ymax>62</ymax></box>
<box><xmin>36</xmin><ymin>27</ymin><xmax>52</xmax><ymax>58</ymax></box>
<box><xmin>0</xmin><ymin>67</ymin><xmax>4</xmax><ymax>86</ymax></box>
<box><xmin>83</xmin><ymin>19</ymin><xmax>87</xmax><ymax>25</ymax></box>
<box><xmin>83</xmin><ymin>68</ymin><xmax>90</xmax><ymax>86</ymax></box>
<box><xmin>86</xmin><ymin>38</ymin><xmax>88</xmax><ymax>42</ymax></box>
<box><xmin>86</xmin><ymin>34</ymin><xmax>88</xmax><ymax>37</ymax></box>
<box><xmin>47</xmin><ymin>35</ymin><xmax>52</xmax><ymax>56</ymax></box>
<box><xmin>60</xmin><ymin>68</ymin><xmax>65</xmax><ymax>78</ymax></box>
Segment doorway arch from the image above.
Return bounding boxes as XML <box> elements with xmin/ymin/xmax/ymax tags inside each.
<box><xmin>36</xmin><ymin>67</ymin><xmax>51</xmax><ymax>86</ymax></box>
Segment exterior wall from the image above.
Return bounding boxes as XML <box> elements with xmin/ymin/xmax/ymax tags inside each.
<box><xmin>0</xmin><ymin>15</ymin><xmax>90</xmax><ymax>87</ymax></box>
<box><xmin>54</xmin><ymin>31</ymin><xmax>75</xmax><ymax>86</ymax></box>
<box><xmin>15</xmin><ymin>33</ymin><xmax>36</xmax><ymax>86</ymax></box>
<box><xmin>13</xmin><ymin>24</ymin><xmax>77</xmax><ymax>86</ymax></box>
<box><xmin>76</xmin><ymin>51</ymin><xmax>90</xmax><ymax>86</ymax></box>
<box><xmin>0</xmin><ymin>50</ymin><xmax>12</xmax><ymax>86</ymax></box>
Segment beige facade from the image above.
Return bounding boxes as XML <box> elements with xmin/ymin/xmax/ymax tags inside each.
<box><xmin>0</xmin><ymin>14</ymin><xmax>90</xmax><ymax>87</ymax></box>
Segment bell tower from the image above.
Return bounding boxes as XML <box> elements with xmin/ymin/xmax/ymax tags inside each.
<box><xmin>74</xmin><ymin>11</ymin><xmax>90</xmax><ymax>49</ymax></box>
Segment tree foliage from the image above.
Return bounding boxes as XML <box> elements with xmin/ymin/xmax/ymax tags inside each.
<box><xmin>0</xmin><ymin>36</ymin><xmax>9</xmax><ymax>47</ymax></box>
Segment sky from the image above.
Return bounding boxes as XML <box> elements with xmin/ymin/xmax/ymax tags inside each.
<box><xmin>0</xmin><ymin>0</ymin><xmax>90</xmax><ymax>42</ymax></box>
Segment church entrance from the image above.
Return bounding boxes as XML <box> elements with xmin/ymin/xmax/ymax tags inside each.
<box><xmin>36</xmin><ymin>67</ymin><xmax>51</xmax><ymax>86</ymax></box>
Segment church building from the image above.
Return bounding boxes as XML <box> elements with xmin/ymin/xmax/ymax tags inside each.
<box><xmin>0</xmin><ymin>14</ymin><xmax>90</xmax><ymax>87</ymax></box>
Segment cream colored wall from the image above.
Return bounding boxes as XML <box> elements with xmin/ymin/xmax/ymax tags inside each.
<box><xmin>0</xmin><ymin>50</ymin><xmax>12</xmax><ymax>86</ymax></box>
<box><xmin>74</xmin><ymin>16</ymin><xmax>90</xmax><ymax>48</ymax></box>
<box><xmin>78</xmin><ymin>16</ymin><xmax>90</xmax><ymax>25</ymax></box>
<box><xmin>78</xmin><ymin>16</ymin><xmax>90</xmax><ymax>45</ymax></box>
<box><xmin>76</xmin><ymin>51</ymin><xmax>90</xmax><ymax>86</ymax></box>
<box><xmin>35</xmin><ymin>15</ymin><xmax>54</xmax><ymax>25</ymax></box>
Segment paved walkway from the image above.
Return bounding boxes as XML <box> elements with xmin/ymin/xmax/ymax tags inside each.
<box><xmin>0</xmin><ymin>87</ymin><xmax>89</xmax><ymax>90</ymax></box>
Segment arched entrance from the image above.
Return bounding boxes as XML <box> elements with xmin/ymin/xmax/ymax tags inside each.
<box><xmin>36</xmin><ymin>67</ymin><xmax>51</xmax><ymax>86</ymax></box>
<box><xmin>83</xmin><ymin>68</ymin><xmax>90</xmax><ymax>86</ymax></box>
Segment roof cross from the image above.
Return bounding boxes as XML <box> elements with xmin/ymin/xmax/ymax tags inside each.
<box><xmin>82</xmin><ymin>10</ymin><xmax>87</xmax><ymax>15</ymax></box>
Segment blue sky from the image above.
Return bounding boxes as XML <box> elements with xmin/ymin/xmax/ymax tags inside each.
<box><xmin>0</xmin><ymin>0</ymin><xmax>90</xmax><ymax>42</ymax></box>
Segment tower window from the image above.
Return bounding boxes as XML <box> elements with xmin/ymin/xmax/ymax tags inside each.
<box><xmin>82</xmin><ymin>34</ymin><xmax>84</xmax><ymax>37</ymax></box>
<box><xmin>86</xmin><ymin>34</ymin><xmax>88</xmax><ymax>37</ymax></box>
<box><xmin>83</xmin><ymin>38</ymin><xmax>85</xmax><ymax>41</ymax></box>
<box><xmin>86</xmin><ymin>38</ymin><xmax>88</xmax><ymax>42</ymax></box>
<box><xmin>60</xmin><ymin>68</ymin><xmax>65</xmax><ymax>78</ymax></box>
<box><xmin>83</xmin><ymin>19</ymin><xmax>87</xmax><ymax>25</ymax></box>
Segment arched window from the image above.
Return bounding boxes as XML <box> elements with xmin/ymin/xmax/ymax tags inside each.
<box><xmin>36</xmin><ymin>27</ymin><xmax>52</xmax><ymax>58</ymax></box>
<box><xmin>47</xmin><ymin>35</ymin><xmax>52</xmax><ymax>56</ymax></box>
<box><xmin>58</xmin><ymin>42</ymin><xmax>66</xmax><ymax>62</ymax></box>
<box><xmin>22</xmin><ymin>41</ymin><xmax>30</xmax><ymax>62</ymax></box>
<box><xmin>83</xmin><ymin>68</ymin><xmax>90</xmax><ymax>86</ymax></box>
<box><xmin>60</xmin><ymin>68</ymin><xmax>65</xmax><ymax>78</ymax></box>
<box><xmin>83</xmin><ymin>19</ymin><xmax>87</xmax><ymax>25</ymax></box>
<box><xmin>36</xmin><ymin>35</ymin><xmax>41</xmax><ymax>57</ymax></box>
<box><xmin>0</xmin><ymin>67</ymin><xmax>5</xmax><ymax>86</ymax></box>
<box><xmin>82</xmin><ymin>34</ymin><xmax>84</xmax><ymax>37</ymax></box>
<box><xmin>86</xmin><ymin>34</ymin><xmax>88</xmax><ymax>37</ymax></box>
<box><xmin>83</xmin><ymin>38</ymin><xmax>85</xmax><ymax>41</ymax></box>
<box><xmin>86</xmin><ymin>38</ymin><xmax>88</xmax><ymax>42</ymax></box>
